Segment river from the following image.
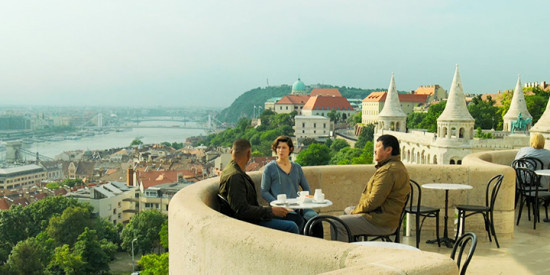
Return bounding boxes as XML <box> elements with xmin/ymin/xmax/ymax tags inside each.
<box><xmin>1</xmin><ymin>120</ymin><xmax>207</xmax><ymax>159</ymax></box>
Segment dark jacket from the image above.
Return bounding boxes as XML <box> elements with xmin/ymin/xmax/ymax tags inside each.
<box><xmin>219</xmin><ymin>160</ymin><xmax>273</xmax><ymax>223</ymax></box>
<box><xmin>352</xmin><ymin>155</ymin><xmax>410</xmax><ymax>229</ymax></box>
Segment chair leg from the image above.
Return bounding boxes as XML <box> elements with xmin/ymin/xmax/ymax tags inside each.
<box><xmin>415</xmin><ymin>214</ymin><xmax>420</xmax><ymax>248</ymax></box>
<box><xmin>435</xmin><ymin>212</ymin><xmax>440</xmax><ymax>247</ymax></box>
<box><xmin>454</xmin><ymin>210</ymin><xmax>461</xmax><ymax>243</ymax></box>
<box><xmin>489</xmin><ymin>210</ymin><xmax>500</xmax><ymax>248</ymax></box>
<box><xmin>483</xmin><ymin>213</ymin><xmax>492</xmax><ymax>243</ymax></box>
<box><xmin>517</xmin><ymin>198</ymin><xmax>525</xmax><ymax>226</ymax></box>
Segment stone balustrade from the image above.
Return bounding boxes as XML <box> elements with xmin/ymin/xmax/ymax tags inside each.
<box><xmin>169</xmin><ymin>149</ymin><xmax>517</xmax><ymax>274</ymax></box>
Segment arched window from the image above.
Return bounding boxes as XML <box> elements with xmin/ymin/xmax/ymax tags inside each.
<box><xmin>433</xmin><ymin>155</ymin><xmax>437</xmax><ymax>164</ymax></box>
<box><xmin>457</xmin><ymin>160</ymin><xmax>462</xmax><ymax>165</ymax></box>
<box><xmin>450</xmin><ymin>159</ymin><xmax>455</xmax><ymax>165</ymax></box>
<box><xmin>459</xmin><ymin>128</ymin><xmax>465</xmax><ymax>138</ymax></box>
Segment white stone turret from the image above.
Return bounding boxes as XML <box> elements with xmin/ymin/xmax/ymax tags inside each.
<box><xmin>377</xmin><ymin>73</ymin><xmax>407</xmax><ymax>132</ymax></box>
<box><xmin>437</xmin><ymin>65</ymin><xmax>475</xmax><ymax>140</ymax></box>
<box><xmin>503</xmin><ymin>76</ymin><xmax>532</xmax><ymax>131</ymax></box>
<box><xmin>530</xmin><ymin>98</ymin><xmax>550</xmax><ymax>136</ymax></box>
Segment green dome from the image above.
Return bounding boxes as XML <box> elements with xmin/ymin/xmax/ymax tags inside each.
<box><xmin>292</xmin><ymin>78</ymin><xmax>306</xmax><ymax>94</ymax></box>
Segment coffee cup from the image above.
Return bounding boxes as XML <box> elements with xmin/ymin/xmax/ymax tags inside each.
<box><xmin>277</xmin><ymin>194</ymin><xmax>287</xmax><ymax>203</ymax></box>
<box><xmin>297</xmin><ymin>191</ymin><xmax>309</xmax><ymax>198</ymax></box>
<box><xmin>315</xmin><ymin>193</ymin><xmax>325</xmax><ymax>202</ymax></box>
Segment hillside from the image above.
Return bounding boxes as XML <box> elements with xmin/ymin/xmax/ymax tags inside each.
<box><xmin>218</xmin><ymin>84</ymin><xmax>385</xmax><ymax>123</ymax></box>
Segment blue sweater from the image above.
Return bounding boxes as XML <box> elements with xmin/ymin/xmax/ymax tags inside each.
<box><xmin>261</xmin><ymin>160</ymin><xmax>311</xmax><ymax>203</ymax></box>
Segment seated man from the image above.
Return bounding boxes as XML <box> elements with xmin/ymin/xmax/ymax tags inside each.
<box><xmin>335</xmin><ymin>134</ymin><xmax>410</xmax><ymax>241</ymax></box>
<box><xmin>219</xmin><ymin>138</ymin><xmax>299</xmax><ymax>234</ymax></box>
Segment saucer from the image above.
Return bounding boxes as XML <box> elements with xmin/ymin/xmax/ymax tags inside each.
<box><xmin>312</xmin><ymin>199</ymin><xmax>328</xmax><ymax>204</ymax></box>
<box><xmin>273</xmin><ymin>201</ymin><xmax>286</xmax><ymax>206</ymax></box>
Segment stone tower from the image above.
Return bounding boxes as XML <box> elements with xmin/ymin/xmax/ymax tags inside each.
<box><xmin>503</xmin><ymin>76</ymin><xmax>532</xmax><ymax>131</ymax></box>
<box><xmin>437</xmin><ymin>65</ymin><xmax>475</xmax><ymax>140</ymax></box>
<box><xmin>377</xmin><ymin>73</ymin><xmax>407</xmax><ymax>132</ymax></box>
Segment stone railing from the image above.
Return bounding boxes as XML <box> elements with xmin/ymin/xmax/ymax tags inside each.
<box><xmin>169</xmin><ymin>150</ymin><xmax>517</xmax><ymax>274</ymax></box>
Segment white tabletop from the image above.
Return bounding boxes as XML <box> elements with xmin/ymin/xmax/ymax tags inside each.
<box><xmin>535</xmin><ymin>169</ymin><xmax>550</xmax><ymax>176</ymax></box>
<box><xmin>353</xmin><ymin>241</ymin><xmax>421</xmax><ymax>251</ymax></box>
<box><xmin>422</xmin><ymin>183</ymin><xmax>473</xmax><ymax>190</ymax></box>
<box><xmin>270</xmin><ymin>198</ymin><xmax>333</xmax><ymax>209</ymax></box>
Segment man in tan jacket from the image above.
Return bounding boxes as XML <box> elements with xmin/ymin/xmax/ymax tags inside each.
<box><xmin>335</xmin><ymin>134</ymin><xmax>410</xmax><ymax>241</ymax></box>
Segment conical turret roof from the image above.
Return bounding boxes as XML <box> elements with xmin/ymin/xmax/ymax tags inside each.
<box><xmin>437</xmin><ymin>65</ymin><xmax>474</xmax><ymax>122</ymax></box>
<box><xmin>503</xmin><ymin>76</ymin><xmax>532</xmax><ymax>120</ymax></box>
<box><xmin>531</xmin><ymin>99</ymin><xmax>550</xmax><ymax>132</ymax></box>
<box><xmin>378</xmin><ymin>73</ymin><xmax>406</xmax><ymax>118</ymax></box>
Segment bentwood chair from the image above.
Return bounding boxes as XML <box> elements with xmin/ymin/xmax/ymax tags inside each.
<box><xmin>353</xmin><ymin>194</ymin><xmax>409</xmax><ymax>243</ymax></box>
<box><xmin>450</xmin><ymin>232</ymin><xmax>478</xmax><ymax>275</ymax></box>
<box><xmin>455</xmin><ymin>175</ymin><xmax>503</xmax><ymax>248</ymax></box>
<box><xmin>405</xmin><ymin>179</ymin><xmax>440</xmax><ymax>248</ymax></box>
<box><xmin>515</xmin><ymin>168</ymin><xmax>550</xmax><ymax>229</ymax></box>
<box><xmin>512</xmin><ymin>157</ymin><xmax>545</xmax><ymax>207</ymax></box>
<box><xmin>304</xmin><ymin>215</ymin><xmax>353</xmax><ymax>242</ymax></box>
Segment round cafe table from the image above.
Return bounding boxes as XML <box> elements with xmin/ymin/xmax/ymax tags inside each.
<box><xmin>270</xmin><ymin>198</ymin><xmax>333</xmax><ymax>209</ymax></box>
<box><xmin>422</xmin><ymin>183</ymin><xmax>473</xmax><ymax>248</ymax></box>
<box><xmin>534</xmin><ymin>170</ymin><xmax>550</xmax><ymax>222</ymax></box>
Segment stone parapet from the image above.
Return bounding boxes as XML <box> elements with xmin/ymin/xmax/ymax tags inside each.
<box><xmin>169</xmin><ymin>149</ymin><xmax>516</xmax><ymax>274</ymax></box>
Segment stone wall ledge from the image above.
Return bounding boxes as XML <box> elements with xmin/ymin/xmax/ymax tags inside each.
<box><xmin>169</xmin><ymin>149</ymin><xmax>517</xmax><ymax>274</ymax></box>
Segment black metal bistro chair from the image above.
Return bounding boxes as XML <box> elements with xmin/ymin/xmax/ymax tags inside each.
<box><xmin>455</xmin><ymin>174</ymin><xmax>503</xmax><ymax>248</ymax></box>
<box><xmin>304</xmin><ymin>215</ymin><xmax>353</xmax><ymax>242</ymax></box>
<box><xmin>515</xmin><ymin>168</ymin><xmax>550</xmax><ymax>229</ymax></box>
<box><xmin>450</xmin><ymin>232</ymin><xmax>478</xmax><ymax>275</ymax></box>
<box><xmin>353</xmin><ymin>194</ymin><xmax>409</xmax><ymax>243</ymax></box>
<box><xmin>404</xmin><ymin>179</ymin><xmax>440</xmax><ymax>248</ymax></box>
<box><xmin>512</xmin><ymin>157</ymin><xmax>545</xmax><ymax>207</ymax></box>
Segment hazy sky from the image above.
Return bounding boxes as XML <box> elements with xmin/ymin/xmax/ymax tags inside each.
<box><xmin>1</xmin><ymin>1</ymin><xmax>549</xmax><ymax>108</ymax></box>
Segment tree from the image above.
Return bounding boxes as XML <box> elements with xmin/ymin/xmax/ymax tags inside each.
<box><xmin>355</xmin><ymin>124</ymin><xmax>374</xmax><ymax>149</ymax></box>
<box><xmin>330</xmin><ymin>139</ymin><xmax>350</xmax><ymax>152</ymax></box>
<box><xmin>6</xmin><ymin>237</ymin><xmax>49</xmax><ymax>274</ymax></box>
<box><xmin>468</xmin><ymin>95</ymin><xmax>500</xmax><ymax>129</ymax></box>
<box><xmin>74</xmin><ymin>228</ymin><xmax>111</xmax><ymax>274</ymax></box>
<box><xmin>419</xmin><ymin>101</ymin><xmax>446</xmax><ymax>132</ymax></box>
<box><xmin>46</xmin><ymin>244</ymin><xmax>85</xmax><ymax>275</ymax></box>
<box><xmin>525</xmin><ymin>87</ymin><xmax>550</xmax><ymax>124</ymax></box>
<box><xmin>46</xmin><ymin>206</ymin><xmax>93</xmax><ymax>246</ymax></box>
<box><xmin>46</xmin><ymin>182</ymin><xmax>60</xmax><ymax>190</ymax></box>
<box><xmin>295</xmin><ymin>143</ymin><xmax>330</xmax><ymax>166</ymax></box>
<box><xmin>131</xmin><ymin>139</ymin><xmax>143</xmax><ymax>146</ymax></box>
<box><xmin>138</xmin><ymin>252</ymin><xmax>169</xmax><ymax>275</ymax></box>
<box><xmin>406</xmin><ymin>112</ymin><xmax>427</xmax><ymax>130</ymax></box>
<box><xmin>160</xmin><ymin>220</ymin><xmax>168</xmax><ymax>250</ymax></box>
<box><xmin>348</xmin><ymin>111</ymin><xmax>362</xmax><ymax>126</ymax></box>
<box><xmin>121</xmin><ymin>210</ymin><xmax>168</xmax><ymax>255</ymax></box>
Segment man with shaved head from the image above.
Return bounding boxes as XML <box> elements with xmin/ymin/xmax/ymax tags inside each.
<box><xmin>219</xmin><ymin>139</ymin><xmax>299</xmax><ymax>233</ymax></box>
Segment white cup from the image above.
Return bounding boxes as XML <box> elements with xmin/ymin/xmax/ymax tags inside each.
<box><xmin>277</xmin><ymin>194</ymin><xmax>287</xmax><ymax>203</ymax></box>
<box><xmin>314</xmin><ymin>189</ymin><xmax>322</xmax><ymax>197</ymax></box>
<box><xmin>297</xmin><ymin>191</ymin><xmax>309</xmax><ymax>198</ymax></box>
<box><xmin>315</xmin><ymin>193</ymin><xmax>325</xmax><ymax>202</ymax></box>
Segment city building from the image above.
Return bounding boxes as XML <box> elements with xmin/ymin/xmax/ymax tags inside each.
<box><xmin>413</xmin><ymin>85</ymin><xmax>447</xmax><ymax>102</ymax></box>
<box><xmin>0</xmin><ymin>164</ymin><xmax>47</xmax><ymax>190</ymax></box>
<box><xmin>66</xmin><ymin>181</ymin><xmax>138</xmax><ymax>225</ymax></box>
<box><xmin>294</xmin><ymin>115</ymin><xmax>332</xmax><ymax>141</ymax></box>
<box><xmin>264</xmin><ymin>97</ymin><xmax>282</xmax><ymax>112</ymax></box>
<box><xmin>273</xmin><ymin>95</ymin><xmax>311</xmax><ymax>114</ymax></box>
<box><xmin>374</xmin><ymin>65</ymin><xmax>530</xmax><ymax>165</ymax></box>
<box><xmin>361</xmin><ymin>91</ymin><xmax>428</xmax><ymax>125</ymax></box>
<box><xmin>301</xmin><ymin>96</ymin><xmax>355</xmax><ymax>119</ymax></box>
<box><xmin>291</xmin><ymin>78</ymin><xmax>307</xmax><ymax>95</ymax></box>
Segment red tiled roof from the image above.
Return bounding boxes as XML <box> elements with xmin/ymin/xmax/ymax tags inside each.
<box><xmin>12</xmin><ymin>197</ymin><xmax>30</xmax><ymax>207</ymax></box>
<box><xmin>362</xmin><ymin>92</ymin><xmax>428</xmax><ymax>103</ymax></box>
<box><xmin>303</xmin><ymin>96</ymin><xmax>354</xmax><ymax>111</ymax></box>
<box><xmin>414</xmin><ymin>85</ymin><xmax>440</xmax><ymax>95</ymax></box>
<box><xmin>54</xmin><ymin>189</ymin><xmax>68</xmax><ymax>196</ymax></box>
<box><xmin>309</xmin><ymin>88</ymin><xmax>342</xmax><ymax>97</ymax></box>
<box><xmin>138</xmin><ymin>169</ymin><xmax>196</xmax><ymax>189</ymax></box>
<box><xmin>33</xmin><ymin>193</ymin><xmax>47</xmax><ymax>201</ymax></box>
<box><xmin>0</xmin><ymin>198</ymin><xmax>10</xmax><ymax>210</ymax></box>
<box><xmin>277</xmin><ymin>95</ymin><xmax>311</xmax><ymax>105</ymax></box>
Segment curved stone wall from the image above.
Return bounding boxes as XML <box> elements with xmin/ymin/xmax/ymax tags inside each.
<box><xmin>169</xmin><ymin>150</ymin><xmax>516</xmax><ymax>274</ymax></box>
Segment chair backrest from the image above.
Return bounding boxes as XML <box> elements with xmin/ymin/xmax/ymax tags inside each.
<box><xmin>217</xmin><ymin>193</ymin><xmax>235</xmax><ymax>217</ymax></box>
<box><xmin>485</xmin><ymin>174</ymin><xmax>504</xmax><ymax>209</ymax></box>
<box><xmin>408</xmin><ymin>179</ymin><xmax>421</xmax><ymax>212</ymax></box>
<box><xmin>393</xmin><ymin>193</ymin><xmax>410</xmax><ymax>243</ymax></box>
<box><xmin>304</xmin><ymin>215</ymin><xmax>353</xmax><ymax>242</ymax></box>
<box><xmin>522</xmin><ymin>157</ymin><xmax>544</xmax><ymax>170</ymax></box>
<box><xmin>450</xmin><ymin>232</ymin><xmax>478</xmax><ymax>275</ymax></box>
<box><xmin>512</xmin><ymin>158</ymin><xmax>535</xmax><ymax>171</ymax></box>
<box><xmin>515</xmin><ymin>167</ymin><xmax>541</xmax><ymax>191</ymax></box>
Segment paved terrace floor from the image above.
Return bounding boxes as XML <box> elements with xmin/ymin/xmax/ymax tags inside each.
<box><xmin>395</xmin><ymin>206</ymin><xmax>549</xmax><ymax>275</ymax></box>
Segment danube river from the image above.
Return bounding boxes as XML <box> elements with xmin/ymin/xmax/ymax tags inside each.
<box><xmin>7</xmin><ymin>121</ymin><xmax>208</xmax><ymax>159</ymax></box>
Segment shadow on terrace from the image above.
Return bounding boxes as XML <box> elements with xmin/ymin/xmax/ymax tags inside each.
<box><xmin>169</xmin><ymin>150</ymin><xmax>519</xmax><ymax>274</ymax></box>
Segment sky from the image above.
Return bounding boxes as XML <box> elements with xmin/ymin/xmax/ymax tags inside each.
<box><xmin>1</xmin><ymin>0</ymin><xmax>549</xmax><ymax>108</ymax></box>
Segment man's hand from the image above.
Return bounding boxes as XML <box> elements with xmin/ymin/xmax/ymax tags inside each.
<box><xmin>271</xmin><ymin>207</ymin><xmax>292</xmax><ymax>217</ymax></box>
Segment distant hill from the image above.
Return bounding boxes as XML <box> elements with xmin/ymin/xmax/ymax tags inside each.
<box><xmin>217</xmin><ymin>84</ymin><xmax>387</xmax><ymax>123</ymax></box>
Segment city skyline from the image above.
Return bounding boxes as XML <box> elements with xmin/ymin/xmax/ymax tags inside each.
<box><xmin>1</xmin><ymin>1</ymin><xmax>549</xmax><ymax>108</ymax></box>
